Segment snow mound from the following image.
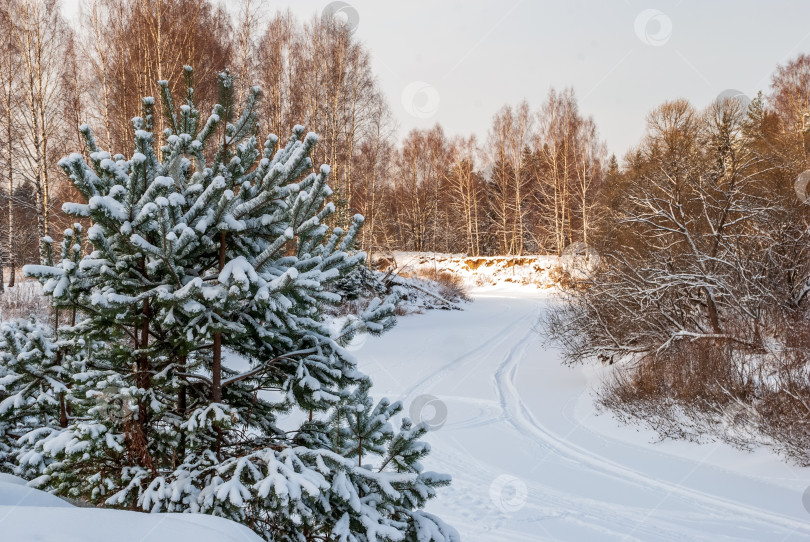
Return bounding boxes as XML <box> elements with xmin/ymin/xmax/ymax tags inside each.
<box><xmin>0</xmin><ymin>474</ymin><xmax>263</xmax><ymax>542</ymax></box>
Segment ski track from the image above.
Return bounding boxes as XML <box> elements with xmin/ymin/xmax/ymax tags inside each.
<box><xmin>360</xmin><ymin>288</ymin><xmax>810</xmax><ymax>541</ymax></box>
<box><xmin>494</xmin><ymin>312</ymin><xmax>810</xmax><ymax>539</ymax></box>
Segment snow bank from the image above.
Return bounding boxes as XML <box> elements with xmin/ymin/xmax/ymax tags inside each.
<box><xmin>0</xmin><ymin>474</ymin><xmax>262</xmax><ymax>542</ymax></box>
<box><xmin>377</xmin><ymin>252</ymin><xmax>562</xmax><ymax>288</ymax></box>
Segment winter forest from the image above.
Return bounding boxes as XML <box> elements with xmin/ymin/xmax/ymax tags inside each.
<box><xmin>0</xmin><ymin>0</ymin><xmax>610</xmax><ymax>272</ymax></box>
<box><xmin>3</xmin><ymin>1</ymin><xmax>810</xmax><ymax>541</ymax></box>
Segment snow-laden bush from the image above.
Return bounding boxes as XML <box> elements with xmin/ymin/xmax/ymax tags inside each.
<box><xmin>12</xmin><ymin>68</ymin><xmax>457</xmax><ymax>541</ymax></box>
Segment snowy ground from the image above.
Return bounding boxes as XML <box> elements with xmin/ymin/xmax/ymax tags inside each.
<box><xmin>4</xmin><ymin>282</ymin><xmax>810</xmax><ymax>540</ymax></box>
<box><xmin>0</xmin><ymin>473</ymin><xmax>262</xmax><ymax>542</ymax></box>
<box><xmin>356</xmin><ymin>285</ymin><xmax>810</xmax><ymax>541</ymax></box>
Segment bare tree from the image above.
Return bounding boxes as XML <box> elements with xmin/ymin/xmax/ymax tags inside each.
<box><xmin>770</xmin><ymin>53</ymin><xmax>810</xmax><ymax>163</ymax></box>
<box><xmin>232</xmin><ymin>0</ymin><xmax>265</xmax><ymax>104</ymax></box>
<box><xmin>353</xmin><ymin>93</ymin><xmax>396</xmax><ymax>261</ymax></box>
<box><xmin>254</xmin><ymin>11</ymin><xmax>381</xmax><ymax>227</ymax></box>
<box><xmin>548</xmin><ymin>98</ymin><xmax>774</xmax><ymax>361</ymax></box>
<box><xmin>0</xmin><ymin>14</ymin><xmax>20</xmax><ymax>287</ymax></box>
<box><xmin>85</xmin><ymin>0</ymin><xmax>233</xmax><ymax>152</ymax></box>
<box><xmin>445</xmin><ymin>136</ymin><xmax>485</xmax><ymax>256</ymax></box>
<box><xmin>486</xmin><ymin>103</ymin><xmax>532</xmax><ymax>254</ymax></box>
<box><xmin>4</xmin><ymin>0</ymin><xmax>73</xmax><ymax>264</ymax></box>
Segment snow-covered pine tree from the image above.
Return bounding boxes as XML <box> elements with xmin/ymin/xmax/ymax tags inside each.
<box><xmin>19</xmin><ymin>67</ymin><xmax>458</xmax><ymax>541</ymax></box>
<box><xmin>0</xmin><ymin>225</ymin><xmax>83</xmax><ymax>474</ymax></box>
<box><xmin>0</xmin><ymin>317</ymin><xmax>66</xmax><ymax>474</ymax></box>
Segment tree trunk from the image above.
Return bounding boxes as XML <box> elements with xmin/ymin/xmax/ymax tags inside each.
<box><xmin>135</xmin><ymin>296</ymin><xmax>154</xmax><ymax>470</ymax></box>
<box><xmin>212</xmin><ymin>232</ymin><xmax>227</xmax><ymax>404</ymax></box>
<box><xmin>212</xmin><ymin>331</ymin><xmax>222</xmax><ymax>403</ymax></box>
<box><xmin>177</xmin><ymin>355</ymin><xmax>187</xmax><ymax>463</ymax></box>
<box><xmin>7</xmin><ymin>127</ymin><xmax>14</xmax><ymax>288</ymax></box>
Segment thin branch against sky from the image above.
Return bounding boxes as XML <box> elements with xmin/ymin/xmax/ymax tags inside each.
<box><xmin>62</xmin><ymin>0</ymin><xmax>810</xmax><ymax>157</ymax></box>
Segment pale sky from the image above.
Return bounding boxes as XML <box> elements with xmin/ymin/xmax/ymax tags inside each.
<box><xmin>62</xmin><ymin>0</ymin><xmax>810</xmax><ymax>158</ymax></box>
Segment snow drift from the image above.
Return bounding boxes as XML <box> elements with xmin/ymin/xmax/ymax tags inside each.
<box><xmin>0</xmin><ymin>473</ymin><xmax>262</xmax><ymax>542</ymax></box>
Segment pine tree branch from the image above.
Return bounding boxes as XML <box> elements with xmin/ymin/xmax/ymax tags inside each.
<box><xmin>221</xmin><ymin>347</ymin><xmax>318</xmax><ymax>387</ymax></box>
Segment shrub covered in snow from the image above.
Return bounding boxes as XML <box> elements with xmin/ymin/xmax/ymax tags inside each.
<box><xmin>326</xmin><ymin>264</ymin><xmax>468</xmax><ymax>318</ymax></box>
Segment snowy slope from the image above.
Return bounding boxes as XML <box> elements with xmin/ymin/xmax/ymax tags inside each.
<box><xmin>356</xmin><ymin>285</ymin><xmax>810</xmax><ymax>541</ymax></box>
<box><xmin>0</xmin><ymin>473</ymin><xmax>262</xmax><ymax>542</ymax></box>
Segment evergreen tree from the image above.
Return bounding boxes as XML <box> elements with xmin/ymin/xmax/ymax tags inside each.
<box><xmin>19</xmin><ymin>67</ymin><xmax>457</xmax><ymax>541</ymax></box>
<box><xmin>0</xmin><ymin>317</ymin><xmax>65</xmax><ymax>474</ymax></box>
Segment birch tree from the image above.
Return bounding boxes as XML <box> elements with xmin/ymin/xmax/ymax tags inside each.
<box><xmin>6</xmin><ymin>0</ymin><xmax>72</xmax><ymax>264</ymax></box>
<box><xmin>0</xmin><ymin>15</ymin><xmax>20</xmax><ymax>287</ymax></box>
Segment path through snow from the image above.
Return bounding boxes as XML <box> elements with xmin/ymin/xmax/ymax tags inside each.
<box><xmin>357</xmin><ymin>285</ymin><xmax>810</xmax><ymax>541</ymax></box>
